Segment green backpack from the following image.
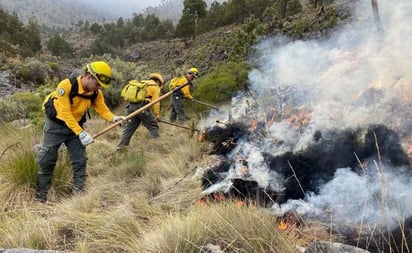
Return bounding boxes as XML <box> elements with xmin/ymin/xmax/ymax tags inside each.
<box><xmin>121</xmin><ymin>80</ymin><xmax>152</xmax><ymax>103</ymax></box>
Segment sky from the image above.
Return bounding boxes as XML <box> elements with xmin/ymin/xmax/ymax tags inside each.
<box><xmin>76</xmin><ymin>0</ymin><xmax>163</xmax><ymax>17</ymax></box>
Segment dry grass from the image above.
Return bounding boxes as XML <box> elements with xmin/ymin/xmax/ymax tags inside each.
<box><xmin>0</xmin><ymin>119</ymin><xmax>366</xmax><ymax>252</ymax></box>
<box><xmin>138</xmin><ymin>201</ymin><xmax>308</xmax><ymax>253</ymax></box>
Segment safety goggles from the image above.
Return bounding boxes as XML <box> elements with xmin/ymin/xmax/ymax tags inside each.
<box><xmin>189</xmin><ymin>72</ymin><xmax>199</xmax><ymax>78</ymax></box>
<box><xmin>95</xmin><ymin>73</ymin><xmax>112</xmax><ymax>85</ymax></box>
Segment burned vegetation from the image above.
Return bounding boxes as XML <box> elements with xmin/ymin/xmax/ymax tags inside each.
<box><xmin>197</xmin><ymin>119</ymin><xmax>412</xmax><ymax>252</ymax></box>
<box><xmin>200</xmin><ymin>121</ymin><xmax>411</xmax><ymax>205</ymax></box>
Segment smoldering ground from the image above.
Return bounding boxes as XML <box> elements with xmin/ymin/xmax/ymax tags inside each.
<box><xmin>197</xmin><ymin>0</ymin><xmax>412</xmax><ymax>252</ymax></box>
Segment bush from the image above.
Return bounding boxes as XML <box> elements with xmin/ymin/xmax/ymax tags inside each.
<box><xmin>0</xmin><ymin>92</ymin><xmax>43</xmax><ymax>123</ymax></box>
<box><xmin>0</xmin><ymin>123</ymin><xmax>71</xmax><ymax>195</ymax></box>
<box><xmin>0</xmin><ymin>125</ymin><xmax>39</xmax><ymax>189</ymax></box>
<box><xmin>192</xmin><ymin>61</ymin><xmax>250</xmax><ymax>112</ymax></box>
<box><xmin>15</xmin><ymin>58</ymin><xmax>53</xmax><ymax>86</ymax></box>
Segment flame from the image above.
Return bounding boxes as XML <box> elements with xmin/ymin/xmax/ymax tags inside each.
<box><xmin>198</xmin><ymin>131</ymin><xmax>206</xmax><ymax>142</ymax></box>
<box><xmin>352</xmin><ymin>89</ymin><xmax>364</xmax><ymax>100</ymax></box>
<box><xmin>266</xmin><ymin>108</ymin><xmax>277</xmax><ymax>126</ymax></box>
<box><xmin>197</xmin><ymin>198</ymin><xmax>209</xmax><ymax>207</ymax></box>
<box><xmin>278</xmin><ymin>220</ymin><xmax>288</xmax><ymax>230</ymax></box>
<box><xmin>286</xmin><ymin>110</ymin><xmax>312</xmax><ymax>129</ymax></box>
<box><xmin>235</xmin><ymin>200</ymin><xmax>245</xmax><ymax>206</ymax></box>
<box><xmin>368</xmin><ymin>79</ymin><xmax>383</xmax><ymax>89</ymax></box>
<box><xmin>212</xmin><ymin>192</ymin><xmax>225</xmax><ymax>201</ymax></box>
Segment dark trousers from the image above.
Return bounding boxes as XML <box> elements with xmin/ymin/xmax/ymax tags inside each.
<box><xmin>170</xmin><ymin>94</ymin><xmax>186</xmax><ymax>123</ymax></box>
<box><xmin>117</xmin><ymin>103</ymin><xmax>159</xmax><ymax>148</ymax></box>
<box><xmin>36</xmin><ymin>118</ymin><xmax>87</xmax><ymax>201</ymax></box>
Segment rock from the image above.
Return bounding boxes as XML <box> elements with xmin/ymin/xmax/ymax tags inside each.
<box><xmin>199</xmin><ymin>243</ymin><xmax>223</xmax><ymax>253</ymax></box>
<box><xmin>304</xmin><ymin>241</ymin><xmax>370</xmax><ymax>253</ymax></box>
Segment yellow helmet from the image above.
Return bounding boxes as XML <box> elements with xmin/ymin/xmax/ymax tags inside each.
<box><xmin>188</xmin><ymin>67</ymin><xmax>199</xmax><ymax>78</ymax></box>
<box><xmin>149</xmin><ymin>72</ymin><xmax>164</xmax><ymax>85</ymax></box>
<box><xmin>86</xmin><ymin>61</ymin><xmax>113</xmax><ymax>89</ymax></box>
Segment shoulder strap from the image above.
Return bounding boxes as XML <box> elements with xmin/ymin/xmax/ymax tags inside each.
<box><xmin>69</xmin><ymin>77</ymin><xmax>98</xmax><ymax>104</ymax></box>
<box><xmin>141</xmin><ymin>79</ymin><xmax>156</xmax><ymax>86</ymax></box>
<box><xmin>69</xmin><ymin>77</ymin><xmax>78</xmax><ymax>104</ymax></box>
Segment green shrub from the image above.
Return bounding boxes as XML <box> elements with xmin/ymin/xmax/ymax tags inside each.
<box><xmin>0</xmin><ymin>125</ymin><xmax>39</xmax><ymax>189</ymax></box>
<box><xmin>48</xmin><ymin>62</ymin><xmax>59</xmax><ymax>72</ymax></box>
<box><xmin>293</xmin><ymin>20</ymin><xmax>310</xmax><ymax>37</ymax></box>
<box><xmin>15</xmin><ymin>58</ymin><xmax>52</xmax><ymax>86</ymax></box>
<box><xmin>11</xmin><ymin>92</ymin><xmax>42</xmax><ymax>116</ymax></box>
<box><xmin>0</xmin><ymin>92</ymin><xmax>43</xmax><ymax>124</ymax></box>
<box><xmin>2</xmin><ymin>149</ymin><xmax>38</xmax><ymax>188</ymax></box>
<box><xmin>0</xmin><ymin>99</ymin><xmax>20</xmax><ymax>123</ymax></box>
<box><xmin>192</xmin><ymin>61</ymin><xmax>250</xmax><ymax>113</ymax></box>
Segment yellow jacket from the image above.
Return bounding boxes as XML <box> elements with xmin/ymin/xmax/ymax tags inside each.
<box><xmin>142</xmin><ymin>79</ymin><xmax>161</xmax><ymax>118</ymax></box>
<box><xmin>53</xmin><ymin>76</ymin><xmax>115</xmax><ymax>135</ymax></box>
<box><xmin>169</xmin><ymin>76</ymin><xmax>193</xmax><ymax>99</ymax></box>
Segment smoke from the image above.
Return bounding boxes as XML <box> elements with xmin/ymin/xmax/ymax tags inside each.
<box><xmin>199</xmin><ymin>0</ymin><xmax>412</xmax><ymax>230</ymax></box>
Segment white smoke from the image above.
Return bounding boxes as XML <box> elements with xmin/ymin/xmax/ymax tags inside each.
<box><xmin>200</xmin><ymin>0</ymin><xmax>412</xmax><ymax>229</ymax></box>
<box><xmin>271</xmin><ymin>165</ymin><xmax>412</xmax><ymax>228</ymax></box>
<box><xmin>258</xmin><ymin>0</ymin><xmax>412</xmax><ymax>227</ymax></box>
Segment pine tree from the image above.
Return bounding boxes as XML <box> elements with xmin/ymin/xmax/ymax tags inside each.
<box><xmin>175</xmin><ymin>0</ymin><xmax>207</xmax><ymax>40</ymax></box>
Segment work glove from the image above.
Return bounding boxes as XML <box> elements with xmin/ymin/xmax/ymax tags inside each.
<box><xmin>112</xmin><ymin>115</ymin><xmax>126</xmax><ymax>125</ymax></box>
<box><xmin>78</xmin><ymin>130</ymin><xmax>94</xmax><ymax>146</ymax></box>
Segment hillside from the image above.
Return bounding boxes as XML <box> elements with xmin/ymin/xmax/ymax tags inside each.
<box><xmin>0</xmin><ymin>0</ymin><xmax>226</xmax><ymax>28</ymax></box>
<box><xmin>0</xmin><ymin>0</ymin><xmax>114</xmax><ymax>27</ymax></box>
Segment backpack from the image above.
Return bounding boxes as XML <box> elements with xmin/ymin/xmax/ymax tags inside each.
<box><xmin>42</xmin><ymin>77</ymin><xmax>98</xmax><ymax>125</ymax></box>
<box><xmin>168</xmin><ymin>77</ymin><xmax>182</xmax><ymax>90</ymax></box>
<box><xmin>121</xmin><ymin>80</ymin><xmax>152</xmax><ymax>103</ymax></box>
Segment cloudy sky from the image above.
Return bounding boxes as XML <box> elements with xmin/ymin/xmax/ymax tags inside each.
<box><xmin>77</xmin><ymin>0</ymin><xmax>163</xmax><ymax>17</ymax></box>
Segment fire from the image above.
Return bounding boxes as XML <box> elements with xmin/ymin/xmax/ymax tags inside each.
<box><xmin>212</xmin><ymin>192</ymin><xmax>225</xmax><ymax>201</ymax></box>
<box><xmin>235</xmin><ymin>200</ymin><xmax>245</xmax><ymax>206</ymax></box>
<box><xmin>197</xmin><ymin>198</ymin><xmax>209</xmax><ymax>207</ymax></box>
<box><xmin>266</xmin><ymin>108</ymin><xmax>277</xmax><ymax>126</ymax></box>
<box><xmin>278</xmin><ymin>220</ymin><xmax>288</xmax><ymax>230</ymax></box>
<box><xmin>286</xmin><ymin>109</ymin><xmax>312</xmax><ymax>129</ymax></box>
<box><xmin>198</xmin><ymin>130</ymin><xmax>206</xmax><ymax>142</ymax></box>
<box><xmin>276</xmin><ymin>212</ymin><xmax>302</xmax><ymax>231</ymax></box>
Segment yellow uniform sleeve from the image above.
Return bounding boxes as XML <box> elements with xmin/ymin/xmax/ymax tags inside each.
<box><xmin>173</xmin><ymin>76</ymin><xmax>193</xmax><ymax>100</ymax></box>
<box><xmin>145</xmin><ymin>81</ymin><xmax>161</xmax><ymax>118</ymax></box>
<box><xmin>54</xmin><ymin>77</ymin><xmax>115</xmax><ymax>135</ymax></box>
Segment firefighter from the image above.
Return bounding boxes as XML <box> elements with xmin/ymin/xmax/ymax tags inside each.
<box><xmin>36</xmin><ymin>61</ymin><xmax>126</xmax><ymax>202</ymax></box>
<box><xmin>116</xmin><ymin>73</ymin><xmax>164</xmax><ymax>150</ymax></box>
<box><xmin>168</xmin><ymin>67</ymin><xmax>199</xmax><ymax>123</ymax></box>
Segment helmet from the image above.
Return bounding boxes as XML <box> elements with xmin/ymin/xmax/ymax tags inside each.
<box><xmin>86</xmin><ymin>61</ymin><xmax>113</xmax><ymax>89</ymax></box>
<box><xmin>188</xmin><ymin>67</ymin><xmax>199</xmax><ymax>78</ymax></box>
<box><xmin>149</xmin><ymin>72</ymin><xmax>164</xmax><ymax>85</ymax></box>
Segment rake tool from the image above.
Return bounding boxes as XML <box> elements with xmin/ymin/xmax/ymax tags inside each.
<box><xmin>191</xmin><ymin>99</ymin><xmax>220</xmax><ymax>111</ymax></box>
<box><xmin>93</xmin><ymin>83</ymin><xmax>191</xmax><ymax>139</ymax></box>
<box><xmin>158</xmin><ymin>119</ymin><xmax>200</xmax><ymax>138</ymax></box>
